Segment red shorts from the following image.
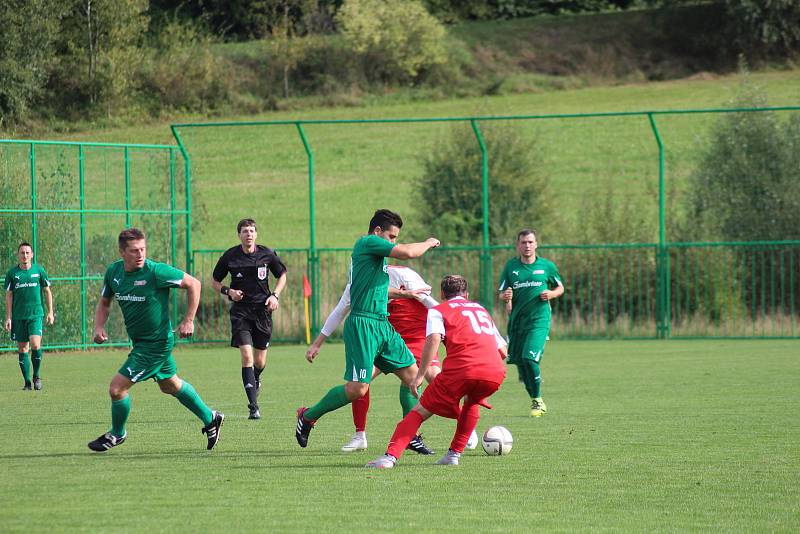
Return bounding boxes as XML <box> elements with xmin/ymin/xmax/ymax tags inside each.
<box><xmin>405</xmin><ymin>338</ymin><xmax>440</xmax><ymax>367</ymax></box>
<box><xmin>419</xmin><ymin>372</ymin><xmax>501</xmax><ymax>419</ymax></box>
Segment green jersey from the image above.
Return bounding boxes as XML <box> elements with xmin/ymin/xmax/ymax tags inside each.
<box><xmin>498</xmin><ymin>256</ymin><xmax>562</xmax><ymax>332</ymax></box>
<box><xmin>348</xmin><ymin>234</ymin><xmax>395</xmax><ymax>315</ymax></box>
<box><xmin>5</xmin><ymin>263</ymin><xmax>50</xmax><ymax>320</ymax></box>
<box><xmin>101</xmin><ymin>259</ymin><xmax>185</xmax><ymax>344</ymax></box>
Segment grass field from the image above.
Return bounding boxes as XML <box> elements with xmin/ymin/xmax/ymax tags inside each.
<box><xmin>2</xmin><ymin>340</ymin><xmax>797</xmax><ymax>532</ymax></box>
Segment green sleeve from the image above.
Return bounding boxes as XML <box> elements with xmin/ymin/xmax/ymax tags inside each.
<box><xmin>548</xmin><ymin>262</ymin><xmax>563</xmax><ymax>289</ymax></box>
<box><xmin>153</xmin><ymin>262</ymin><xmax>186</xmax><ymax>289</ymax></box>
<box><xmin>101</xmin><ymin>267</ymin><xmax>114</xmax><ymax>298</ymax></box>
<box><xmin>360</xmin><ymin>234</ymin><xmax>396</xmax><ymax>258</ymax></box>
<box><xmin>39</xmin><ymin>266</ymin><xmax>51</xmax><ymax>287</ymax></box>
<box><xmin>497</xmin><ymin>263</ymin><xmax>510</xmax><ymax>291</ymax></box>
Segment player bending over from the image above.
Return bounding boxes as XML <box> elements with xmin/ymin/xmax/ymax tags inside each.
<box><xmin>366</xmin><ymin>275</ymin><xmax>507</xmax><ymax>468</ymax></box>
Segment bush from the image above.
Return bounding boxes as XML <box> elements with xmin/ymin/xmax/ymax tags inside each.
<box><xmin>414</xmin><ymin>122</ymin><xmax>551</xmax><ymax>245</ymax></box>
<box><xmin>337</xmin><ymin>0</ymin><xmax>448</xmax><ymax>84</ymax></box>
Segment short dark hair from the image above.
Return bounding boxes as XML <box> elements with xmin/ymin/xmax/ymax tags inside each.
<box><xmin>517</xmin><ymin>229</ymin><xmax>537</xmax><ymax>241</ymax></box>
<box><xmin>368</xmin><ymin>209</ymin><xmax>403</xmax><ymax>233</ymax></box>
<box><xmin>237</xmin><ymin>218</ymin><xmax>257</xmax><ymax>233</ymax></box>
<box><xmin>441</xmin><ymin>275</ymin><xmax>468</xmax><ymax>300</ymax></box>
<box><xmin>118</xmin><ymin>227</ymin><xmax>146</xmax><ymax>250</ymax></box>
<box><xmin>18</xmin><ymin>242</ymin><xmax>32</xmax><ymax>252</ymax></box>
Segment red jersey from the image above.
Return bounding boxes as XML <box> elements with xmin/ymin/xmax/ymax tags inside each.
<box><xmin>387</xmin><ymin>265</ymin><xmax>433</xmax><ymax>356</ymax></box>
<box><xmin>427</xmin><ymin>297</ymin><xmax>507</xmax><ymax>383</ymax></box>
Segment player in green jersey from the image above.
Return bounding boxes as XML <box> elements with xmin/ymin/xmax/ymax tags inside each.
<box><xmin>4</xmin><ymin>242</ymin><xmax>54</xmax><ymax>391</ymax></box>
<box><xmin>87</xmin><ymin>228</ymin><xmax>223</xmax><ymax>452</ymax></box>
<box><xmin>498</xmin><ymin>229</ymin><xmax>564</xmax><ymax>417</ymax></box>
<box><xmin>295</xmin><ymin>209</ymin><xmax>440</xmax><ymax>449</ymax></box>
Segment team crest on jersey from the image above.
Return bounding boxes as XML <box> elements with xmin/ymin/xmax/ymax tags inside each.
<box><xmin>533</xmin><ymin>269</ymin><xmax>545</xmax><ymax>274</ymax></box>
<box><xmin>134</xmin><ymin>280</ymin><xmax>147</xmax><ymax>286</ymax></box>
<box><xmin>257</xmin><ymin>265</ymin><xmax>267</xmax><ymax>280</ymax></box>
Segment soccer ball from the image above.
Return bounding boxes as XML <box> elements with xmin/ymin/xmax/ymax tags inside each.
<box><xmin>481</xmin><ymin>425</ymin><xmax>513</xmax><ymax>456</ymax></box>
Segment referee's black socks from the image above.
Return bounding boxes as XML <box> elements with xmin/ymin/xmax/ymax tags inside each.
<box><xmin>242</xmin><ymin>367</ymin><xmax>258</xmax><ymax>406</ymax></box>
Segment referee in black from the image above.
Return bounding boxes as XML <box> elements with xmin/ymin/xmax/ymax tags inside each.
<box><xmin>212</xmin><ymin>218</ymin><xmax>287</xmax><ymax>420</ymax></box>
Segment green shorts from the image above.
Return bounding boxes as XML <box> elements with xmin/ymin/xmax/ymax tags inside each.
<box><xmin>11</xmin><ymin>318</ymin><xmax>43</xmax><ymax>343</ymax></box>
<box><xmin>507</xmin><ymin>325</ymin><xmax>549</xmax><ymax>366</ymax></box>
<box><xmin>343</xmin><ymin>312</ymin><xmax>415</xmax><ymax>383</ymax></box>
<box><xmin>117</xmin><ymin>340</ymin><xmax>177</xmax><ymax>383</ymax></box>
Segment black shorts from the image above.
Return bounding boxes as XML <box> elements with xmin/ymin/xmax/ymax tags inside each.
<box><xmin>229</xmin><ymin>304</ymin><xmax>273</xmax><ymax>350</ymax></box>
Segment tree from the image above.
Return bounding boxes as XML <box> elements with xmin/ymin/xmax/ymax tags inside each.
<box><xmin>337</xmin><ymin>0</ymin><xmax>448</xmax><ymax>83</ymax></box>
<box><xmin>414</xmin><ymin>122</ymin><xmax>551</xmax><ymax>245</ymax></box>
<box><xmin>0</xmin><ymin>0</ymin><xmax>63</xmax><ymax>126</ymax></box>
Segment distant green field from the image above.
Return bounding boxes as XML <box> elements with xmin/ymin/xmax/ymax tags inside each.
<box><xmin>52</xmin><ymin>69</ymin><xmax>800</xmax><ymax>251</ymax></box>
<box><xmin>1</xmin><ymin>340</ymin><xmax>797</xmax><ymax>531</ymax></box>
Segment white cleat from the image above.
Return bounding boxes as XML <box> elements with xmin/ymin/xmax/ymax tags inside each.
<box><xmin>466</xmin><ymin>430</ymin><xmax>479</xmax><ymax>450</ymax></box>
<box><xmin>365</xmin><ymin>454</ymin><xmax>396</xmax><ymax>469</ymax></box>
<box><xmin>341</xmin><ymin>432</ymin><xmax>368</xmax><ymax>452</ymax></box>
<box><xmin>435</xmin><ymin>449</ymin><xmax>461</xmax><ymax>466</ymax></box>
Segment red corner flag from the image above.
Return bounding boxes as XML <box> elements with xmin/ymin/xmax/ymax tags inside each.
<box><xmin>302</xmin><ymin>274</ymin><xmax>312</xmax><ymax>298</ymax></box>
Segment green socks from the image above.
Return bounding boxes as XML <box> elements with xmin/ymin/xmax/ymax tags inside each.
<box><xmin>519</xmin><ymin>361</ymin><xmax>542</xmax><ymax>399</ymax></box>
<box><xmin>399</xmin><ymin>384</ymin><xmax>419</xmax><ymax>416</ymax></box>
<box><xmin>31</xmin><ymin>349</ymin><xmax>43</xmax><ymax>378</ymax></box>
<box><xmin>173</xmin><ymin>381</ymin><xmax>214</xmax><ymax>426</ymax></box>
<box><xmin>18</xmin><ymin>352</ymin><xmax>31</xmax><ymax>384</ymax></box>
<box><xmin>305</xmin><ymin>384</ymin><xmax>350</xmax><ymax>421</ymax></box>
<box><xmin>111</xmin><ymin>396</ymin><xmax>131</xmax><ymax>437</ymax></box>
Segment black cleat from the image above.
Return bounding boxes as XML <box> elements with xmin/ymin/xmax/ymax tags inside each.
<box><xmin>22</xmin><ymin>382</ymin><xmax>32</xmax><ymax>391</ymax></box>
<box><xmin>33</xmin><ymin>377</ymin><xmax>42</xmax><ymax>390</ymax></box>
<box><xmin>248</xmin><ymin>403</ymin><xmax>261</xmax><ymax>420</ymax></box>
<box><xmin>201</xmin><ymin>411</ymin><xmax>224</xmax><ymax>450</ymax></box>
<box><xmin>88</xmin><ymin>432</ymin><xmax>127</xmax><ymax>452</ymax></box>
<box><xmin>295</xmin><ymin>407</ymin><xmax>315</xmax><ymax>448</ymax></box>
<box><xmin>407</xmin><ymin>434</ymin><xmax>434</xmax><ymax>455</ymax></box>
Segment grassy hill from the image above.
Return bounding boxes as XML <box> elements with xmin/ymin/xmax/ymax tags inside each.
<box><xmin>48</xmin><ymin>68</ymin><xmax>800</xmax><ymax>251</ymax></box>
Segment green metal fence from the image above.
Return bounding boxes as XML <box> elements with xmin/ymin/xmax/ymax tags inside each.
<box><xmin>190</xmin><ymin>241</ymin><xmax>800</xmax><ymax>343</ymax></box>
<box><xmin>0</xmin><ymin>139</ymin><xmax>189</xmax><ymax>352</ymax></box>
<box><xmin>170</xmin><ymin>105</ymin><xmax>800</xmax><ymax>340</ymax></box>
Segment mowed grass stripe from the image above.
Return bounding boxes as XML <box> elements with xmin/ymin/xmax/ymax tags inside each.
<box><xmin>0</xmin><ymin>339</ymin><xmax>797</xmax><ymax>531</ymax></box>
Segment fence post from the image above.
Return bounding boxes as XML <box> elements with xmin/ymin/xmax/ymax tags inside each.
<box><xmin>296</xmin><ymin>123</ymin><xmax>319</xmax><ymax>336</ymax></box>
<box><xmin>648</xmin><ymin>113</ymin><xmax>670</xmax><ymax>339</ymax></box>
<box><xmin>78</xmin><ymin>145</ymin><xmax>87</xmax><ymax>349</ymax></box>
<box><xmin>470</xmin><ymin>120</ymin><xmax>494</xmax><ymax>311</ymax></box>
<box><xmin>170</xmin><ymin>126</ymin><xmax>193</xmax><ymax>274</ymax></box>
<box><xmin>29</xmin><ymin>143</ymin><xmax>37</xmax><ymax>253</ymax></box>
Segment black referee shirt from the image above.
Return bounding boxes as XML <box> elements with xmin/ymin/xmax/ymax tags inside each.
<box><xmin>212</xmin><ymin>245</ymin><xmax>287</xmax><ymax>306</ymax></box>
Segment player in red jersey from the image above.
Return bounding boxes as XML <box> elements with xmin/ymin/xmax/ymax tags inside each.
<box><xmin>366</xmin><ymin>274</ymin><xmax>508</xmax><ymax>468</ymax></box>
<box><xmin>306</xmin><ymin>265</ymin><xmax>481</xmax><ymax>453</ymax></box>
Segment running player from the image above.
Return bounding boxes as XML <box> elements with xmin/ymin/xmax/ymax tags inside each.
<box><xmin>366</xmin><ymin>275</ymin><xmax>507</xmax><ymax>468</ymax></box>
<box><xmin>295</xmin><ymin>209</ymin><xmax>439</xmax><ymax>449</ymax></box>
<box><xmin>498</xmin><ymin>229</ymin><xmax>563</xmax><ymax>417</ymax></box>
<box><xmin>88</xmin><ymin>228</ymin><xmax>223</xmax><ymax>452</ymax></box>
<box><xmin>211</xmin><ymin>218</ymin><xmax>287</xmax><ymax>420</ymax></box>
<box><xmin>4</xmin><ymin>242</ymin><xmax>54</xmax><ymax>390</ymax></box>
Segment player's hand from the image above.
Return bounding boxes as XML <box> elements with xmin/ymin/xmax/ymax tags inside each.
<box><xmin>176</xmin><ymin>318</ymin><xmax>194</xmax><ymax>338</ymax></box>
<box><xmin>404</xmin><ymin>288</ymin><xmax>430</xmax><ymax>300</ymax></box>
<box><xmin>93</xmin><ymin>328</ymin><xmax>108</xmax><ymax>344</ymax></box>
<box><xmin>500</xmin><ymin>288</ymin><xmax>513</xmax><ymax>302</ymax></box>
<box><xmin>45</xmin><ymin>312</ymin><xmax>55</xmax><ymax>326</ymax></box>
<box><xmin>306</xmin><ymin>344</ymin><xmax>320</xmax><ymax>363</ymax></box>
<box><xmin>498</xmin><ymin>345</ymin><xmax>508</xmax><ymax>360</ymax></box>
<box><xmin>4</xmin><ymin>318</ymin><xmax>11</xmax><ymax>332</ymax></box>
<box><xmin>410</xmin><ymin>374</ymin><xmax>424</xmax><ymax>396</ymax></box>
<box><xmin>425</xmin><ymin>237</ymin><xmax>441</xmax><ymax>249</ymax></box>
<box><xmin>266</xmin><ymin>294</ymin><xmax>280</xmax><ymax>311</ymax></box>
<box><xmin>539</xmin><ymin>290</ymin><xmax>553</xmax><ymax>301</ymax></box>
<box><xmin>229</xmin><ymin>289</ymin><xmax>244</xmax><ymax>302</ymax></box>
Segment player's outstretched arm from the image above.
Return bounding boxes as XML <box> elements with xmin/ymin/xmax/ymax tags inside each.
<box><xmin>309</xmin><ymin>284</ymin><xmax>351</xmax><ymax>362</ymax></box>
<box><xmin>176</xmin><ymin>273</ymin><xmax>200</xmax><ymax>338</ymax></box>
<box><xmin>390</xmin><ymin>237</ymin><xmax>440</xmax><ymax>260</ymax></box>
<box><xmin>93</xmin><ymin>296</ymin><xmax>112</xmax><ymax>343</ymax></box>
<box><xmin>413</xmin><ymin>333</ymin><xmax>441</xmax><ymax>395</ymax></box>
